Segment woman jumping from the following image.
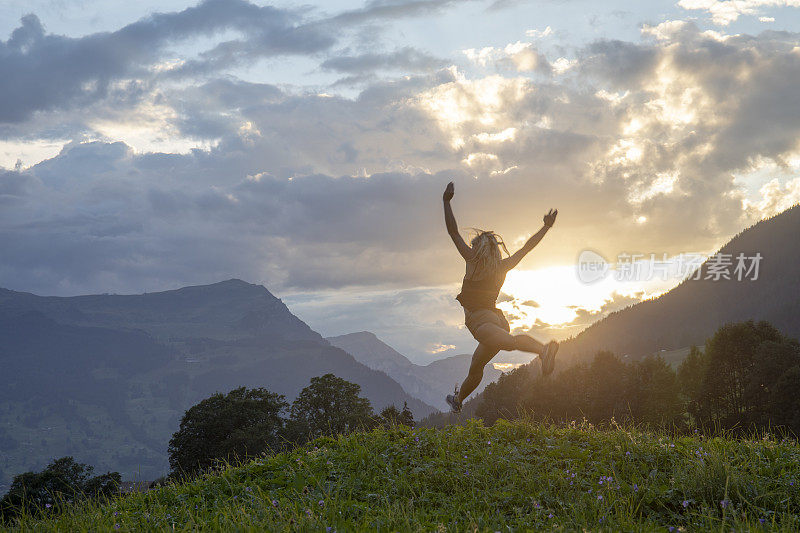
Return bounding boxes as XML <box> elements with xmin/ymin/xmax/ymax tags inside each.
<box><xmin>443</xmin><ymin>181</ymin><xmax>559</xmax><ymax>413</ymax></box>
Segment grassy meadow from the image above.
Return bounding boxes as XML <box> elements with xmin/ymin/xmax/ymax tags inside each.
<box><xmin>7</xmin><ymin>419</ymin><xmax>800</xmax><ymax>531</ymax></box>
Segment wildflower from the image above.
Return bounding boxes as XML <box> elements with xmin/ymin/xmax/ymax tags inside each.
<box><xmin>319</xmin><ymin>500</ymin><xmax>325</xmax><ymax>507</ymax></box>
<box><xmin>682</xmin><ymin>500</ymin><xmax>689</xmax><ymax>508</ymax></box>
<box><xmin>245</xmin><ymin>486</ymin><xmax>252</xmax><ymax>492</ymax></box>
<box><xmin>720</xmin><ymin>499</ymin><xmax>730</xmax><ymax>509</ymax></box>
<box><xmin>759</xmin><ymin>519</ymin><xmax>765</xmax><ymax>524</ymax></box>
<box><xmin>633</xmin><ymin>484</ymin><xmax>638</xmax><ymax>492</ymax></box>
<box><xmin>548</xmin><ymin>513</ymin><xmax>554</xmax><ymax>519</ymax></box>
<box><xmin>487</xmin><ymin>440</ymin><xmax>491</xmax><ymax>445</ymax></box>
<box><xmin>114</xmin><ymin>511</ymin><xmax>119</xmax><ymax>516</ymax></box>
<box><xmin>669</xmin><ymin>527</ymin><xmax>675</xmax><ymax>532</ymax></box>
<box><xmin>597</xmin><ymin>495</ymin><xmax>603</xmax><ymax>500</ymax></box>
<box><xmin>626</xmin><ymin>451</ymin><xmax>631</xmax><ymax>456</ymax></box>
<box><xmin>306</xmin><ymin>509</ymin><xmax>312</xmax><ymax>517</ymax></box>
<box><xmin>114</xmin><ymin>524</ymin><xmax>120</xmax><ymax>530</ymax></box>
<box><xmin>415</xmin><ymin>436</ymin><xmax>419</xmax><ymax>442</ymax></box>
<box><xmin>45</xmin><ymin>503</ymin><xmax>52</xmax><ymax>509</ymax></box>
<box><xmin>272</xmin><ymin>499</ymin><xmax>279</xmax><ymax>508</ymax></box>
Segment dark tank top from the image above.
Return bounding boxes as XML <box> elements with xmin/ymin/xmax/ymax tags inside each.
<box><xmin>455</xmin><ymin>268</ymin><xmax>507</xmax><ymax>312</ymax></box>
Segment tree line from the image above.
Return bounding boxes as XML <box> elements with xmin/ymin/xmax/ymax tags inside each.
<box><xmin>477</xmin><ymin>320</ymin><xmax>800</xmax><ymax>435</ymax></box>
<box><xmin>167</xmin><ymin>373</ymin><xmax>414</xmax><ymax>480</ymax></box>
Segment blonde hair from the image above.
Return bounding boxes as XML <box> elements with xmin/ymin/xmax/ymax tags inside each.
<box><xmin>468</xmin><ymin>229</ymin><xmax>509</xmax><ymax>279</ymax></box>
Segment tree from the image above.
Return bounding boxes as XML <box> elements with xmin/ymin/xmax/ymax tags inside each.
<box><xmin>377</xmin><ymin>405</ymin><xmax>402</xmax><ymax>428</ymax></box>
<box><xmin>0</xmin><ymin>457</ymin><xmax>119</xmax><ymax>521</ymax></box>
<box><xmin>627</xmin><ymin>355</ymin><xmax>683</xmax><ymax>428</ymax></box>
<box><xmin>376</xmin><ymin>402</ymin><xmax>415</xmax><ymax>428</ymax></box>
<box><xmin>168</xmin><ymin>387</ymin><xmax>288</xmax><ymax>479</ymax></box>
<box><xmin>586</xmin><ymin>351</ymin><xmax>628</xmax><ymax>423</ymax></box>
<box><xmin>677</xmin><ymin>345</ymin><xmax>707</xmax><ymax>424</ymax></box>
<box><xmin>400</xmin><ymin>402</ymin><xmax>415</xmax><ymax>427</ymax></box>
<box><xmin>288</xmin><ymin>374</ymin><xmax>373</xmax><ymax>441</ymax></box>
<box><xmin>769</xmin><ymin>366</ymin><xmax>800</xmax><ymax>435</ymax></box>
<box><xmin>744</xmin><ymin>339</ymin><xmax>800</xmax><ymax>426</ymax></box>
<box><xmin>696</xmin><ymin>321</ymin><xmax>785</xmax><ymax>430</ymax></box>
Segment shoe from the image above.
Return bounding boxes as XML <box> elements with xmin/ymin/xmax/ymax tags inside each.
<box><xmin>446</xmin><ymin>385</ymin><xmax>462</xmax><ymax>413</ymax></box>
<box><xmin>541</xmin><ymin>341</ymin><xmax>559</xmax><ymax>377</ymax></box>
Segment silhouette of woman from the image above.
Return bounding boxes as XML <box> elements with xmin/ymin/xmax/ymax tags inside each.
<box><xmin>442</xmin><ymin>181</ymin><xmax>559</xmax><ymax>413</ymax></box>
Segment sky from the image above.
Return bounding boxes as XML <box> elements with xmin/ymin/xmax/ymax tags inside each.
<box><xmin>2</xmin><ymin>0</ymin><xmax>800</xmax><ymax>363</ymax></box>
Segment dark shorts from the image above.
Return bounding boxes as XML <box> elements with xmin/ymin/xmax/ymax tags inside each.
<box><xmin>464</xmin><ymin>307</ymin><xmax>510</xmax><ymax>339</ymax></box>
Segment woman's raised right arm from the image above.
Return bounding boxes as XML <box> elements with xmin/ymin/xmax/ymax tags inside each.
<box><xmin>443</xmin><ymin>181</ymin><xmax>474</xmax><ymax>261</ymax></box>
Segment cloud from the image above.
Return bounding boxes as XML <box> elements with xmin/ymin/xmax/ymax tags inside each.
<box><xmin>754</xmin><ymin>176</ymin><xmax>800</xmax><ymax>217</ymax></box>
<box><xmin>463</xmin><ymin>41</ymin><xmax>551</xmax><ymax>73</ymax></box>
<box><xmin>677</xmin><ymin>0</ymin><xmax>800</xmax><ymax>26</ymax></box>
<box><xmin>0</xmin><ymin>1</ymin><xmax>336</xmax><ymax>123</ymax></box>
<box><xmin>518</xmin><ymin>291</ymin><xmax>645</xmax><ymax>338</ymax></box>
<box><xmin>1</xmin><ymin>0</ymin><xmax>480</xmax><ymax>125</ymax></box>
<box><xmin>320</xmin><ymin>47</ymin><xmax>447</xmax><ymax>75</ymax></box>
<box><xmin>3</xmin><ymin>10</ymin><xmax>800</xmax><ymax>352</ymax></box>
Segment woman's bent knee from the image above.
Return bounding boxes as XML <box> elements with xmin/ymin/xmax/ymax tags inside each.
<box><xmin>474</xmin><ymin>324</ymin><xmax>515</xmax><ymax>351</ymax></box>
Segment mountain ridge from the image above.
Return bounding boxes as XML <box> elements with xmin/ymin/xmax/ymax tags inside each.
<box><xmin>0</xmin><ymin>280</ymin><xmax>436</xmax><ymax>490</ymax></box>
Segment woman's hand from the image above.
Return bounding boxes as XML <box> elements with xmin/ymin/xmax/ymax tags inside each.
<box><xmin>443</xmin><ymin>181</ymin><xmax>455</xmax><ymax>202</ymax></box>
<box><xmin>543</xmin><ymin>208</ymin><xmax>558</xmax><ymax>228</ymax></box>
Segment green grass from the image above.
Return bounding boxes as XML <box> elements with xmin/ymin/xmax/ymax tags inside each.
<box><xmin>7</xmin><ymin>419</ymin><xmax>800</xmax><ymax>531</ymax></box>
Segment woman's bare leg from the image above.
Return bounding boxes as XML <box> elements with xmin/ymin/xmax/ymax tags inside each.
<box><xmin>458</xmin><ymin>343</ymin><xmax>500</xmax><ymax>402</ymax></box>
<box><xmin>473</xmin><ymin>322</ymin><xmax>546</xmax><ymax>354</ymax></box>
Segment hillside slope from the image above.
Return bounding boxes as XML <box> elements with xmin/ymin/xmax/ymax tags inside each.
<box><xmin>0</xmin><ymin>280</ymin><xmax>435</xmax><ymax>491</ymax></box>
<box><xmin>11</xmin><ymin>421</ymin><xmax>800</xmax><ymax>531</ymax></box>
<box><xmin>559</xmin><ymin>204</ymin><xmax>800</xmax><ymax>366</ymax></box>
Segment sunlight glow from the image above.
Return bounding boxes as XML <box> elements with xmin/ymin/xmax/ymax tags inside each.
<box><xmin>498</xmin><ymin>260</ymin><xmax>690</xmax><ymax>339</ymax></box>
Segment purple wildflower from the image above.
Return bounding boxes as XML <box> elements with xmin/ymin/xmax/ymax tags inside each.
<box><xmin>318</xmin><ymin>500</ymin><xmax>325</xmax><ymax>507</ymax></box>
<box><xmin>114</xmin><ymin>524</ymin><xmax>120</xmax><ymax>530</ymax></box>
<box><xmin>720</xmin><ymin>499</ymin><xmax>730</xmax><ymax>509</ymax></box>
<box><xmin>682</xmin><ymin>500</ymin><xmax>689</xmax><ymax>508</ymax></box>
<box><xmin>45</xmin><ymin>503</ymin><xmax>52</xmax><ymax>509</ymax></box>
<box><xmin>272</xmin><ymin>499</ymin><xmax>279</xmax><ymax>508</ymax></box>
